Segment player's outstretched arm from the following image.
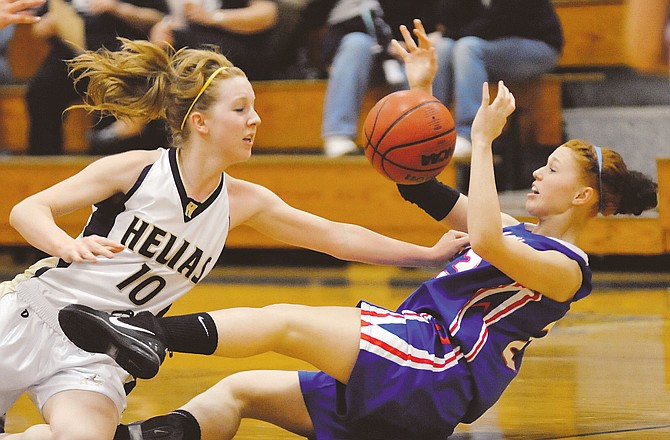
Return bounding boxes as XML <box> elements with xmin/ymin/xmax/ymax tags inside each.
<box><xmin>227</xmin><ymin>177</ymin><xmax>469</xmax><ymax>268</ymax></box>
<box><xmin>393</xmin><ymin>20</ymin><xmax>519</xmax><ymax>233</ymax></box>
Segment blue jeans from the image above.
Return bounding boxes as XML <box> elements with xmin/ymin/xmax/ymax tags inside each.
<box><xmin>432</xmin><ymin>36</ymin><xmax>560</xmax><ymax>139</ymax></box>
<box><xmin>0</xmin><ymin>25</ymin><xmax>14</xmax><ymax>83</ymax></box>
<box><xmin>322</xmin><ymin>32</ymin><xmax>407</xmax><ymax>140</ymax></box>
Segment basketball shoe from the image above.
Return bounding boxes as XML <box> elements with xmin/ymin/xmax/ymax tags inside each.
<box><xmin>114</xmin><ymin>411</ymin><xmax>200</xmax><ymax>440</ymax></box>
<box><xmin>58</xmin><ymin>304</ymin><xmax>167</xmax><ymax>379</ymax></box>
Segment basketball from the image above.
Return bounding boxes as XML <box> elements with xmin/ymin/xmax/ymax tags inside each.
<box><xmin>361</xmin><ymin>89</ymin><xmax>456</xmax><ymax>184</ymax></box>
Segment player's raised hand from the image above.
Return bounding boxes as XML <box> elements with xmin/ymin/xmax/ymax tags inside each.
<box><xmin>471</xmin><ymin>81</ymin><xmax>516</xmax><ymax>146</ymax></box>
<box><xmin>0</xmin><ymin>0</ymin><xmax>46</xmax><ymax>28</ymax></box>
<box><xmin>391</xmin><ymin>19</ymin><xmax>436</xmax><ymax>94</ymax></box>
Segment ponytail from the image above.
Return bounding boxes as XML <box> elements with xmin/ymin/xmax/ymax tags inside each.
<box><xmin>611</xmin><ymin>169</ymin><xmax>658</xmax><ymax>216</ymax></box>
<box><xmin>67</xmin><ymin>38</ymin><xmax>246</xmax><ymax>142</ymax></box>
<box><xmin>68</xmin><ymin>39</ymin><xmax>172</xmax><ymax>123</ymax></box>
<box><xmin>563</xmin><ymin>139</ymin><xmax>658</xmax><ymax>216</ymax></box>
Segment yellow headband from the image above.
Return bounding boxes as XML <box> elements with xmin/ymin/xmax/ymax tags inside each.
<box><xmin>180</xmin><ymin>66</ymin><xmax>228</xmax><ymax>131</ymax></box>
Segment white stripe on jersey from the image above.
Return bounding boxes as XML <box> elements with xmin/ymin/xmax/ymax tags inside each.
<box><xmin>360</xmin><ymin>306</ymin><xmax>463</xmax><ymax>372</ymax></box>
<box><xmin>450</xmin><ymin>283</ymin><xmax>542</xmax><ymax>362</ymax></box>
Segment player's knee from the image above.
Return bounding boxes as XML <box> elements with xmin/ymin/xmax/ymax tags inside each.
<box><xmin>14</xmin><ymin>424</ymin><xmax>54</xmax><ymax>440</ymax></box>
<box><xmin>49</xmin><ymin>422</ymin><xmax>114</xmax><ymax>440</ymax></box>
<box><xmin>339</xmin><ymin>32</ymin><xmax>377</xmax><ymax>57</ymax></box>
<box><xmin>261</xmin><ymin>303</ymin><xmax>309</xmax><ymax>330</ymax></box>
<box><xmin>453</xmin><ymin>36</ymin><xmax>486</xmax><ymax>60</ymax></box>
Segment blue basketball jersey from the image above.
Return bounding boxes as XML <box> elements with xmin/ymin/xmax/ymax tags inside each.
<box><xmin>300</xmin><ymin>223</ymin><xmax>592</xmax><ymax>439</ymax></box>
<box><xmin>396</xmin><ymin>222</ymin><xmax>592</xmax><ymax>423</ymax></box>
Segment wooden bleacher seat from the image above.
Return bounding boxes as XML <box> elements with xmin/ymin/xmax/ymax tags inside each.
<box><xmin>0</xmin><ymin>76</ymin><xmax>565</xmax><ymax>155</ymax></box>
<box><xmin>0</xmin><ymin>85</ymin><xmax>91</xmax><ymax>154</ymax></box>
<box><xmin>0</xmin><ymin>155</ymin><xmax>666</xmax><ymax>255</ymax></box>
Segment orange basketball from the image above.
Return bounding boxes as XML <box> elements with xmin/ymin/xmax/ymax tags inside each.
<box><xmin>361</xmin><ymin>89</ymin><xmax>456</xmax><ymax>184</ymax></box>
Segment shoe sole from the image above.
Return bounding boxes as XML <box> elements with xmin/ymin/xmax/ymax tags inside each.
<box><xmin>59</xmin><ymin>305</ymin><xmax>161</xmax><ymax>379</ymax></box>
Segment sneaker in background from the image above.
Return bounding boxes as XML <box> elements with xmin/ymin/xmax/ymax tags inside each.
<box><xmin>453</xmin><ymin>136</ymin><xmax>472</xmax><ymax>159</ymax></box>
<box><xmin>324</xmin><ymin>135</ymin><xmax>358</xmax><ymax>158</ymax></box>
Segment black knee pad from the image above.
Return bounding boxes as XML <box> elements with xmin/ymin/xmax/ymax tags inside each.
<box><xmin>115</xmin><ymin>410</ymin><xmax>201</xmax><ymax>440</ymax></box>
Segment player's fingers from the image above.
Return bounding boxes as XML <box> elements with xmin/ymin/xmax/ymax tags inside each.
<box><xmin>399</xmin><ymin>24</ymin><xmax>417</xmax><ymax>51</ymax></box>
<box><xmin>90</xmin><ymin>235</ymin><xmax>124</xmax><ymax>248</ymax></box>
<box><xmin>98</xmin><ymin>239</ymin><xmax>125</xmax><ymax>253</ymax></box>
<box><xmin>449</xmin><ymin>230</ymin><xmax>468</xmax><ymax>239</ymax></box>
<box><xmin>413</xmin><ymin>18</ymin><xmax>426</xmax><ymax>34</ymax></box>
<box><xmin>414</xmin><ymin>30</ymin><xmax>432</xmax><ymax>50</ymax></box>
<box><xmin>495</xmin><ymin>81</ymin><xmax>516</xmax><ymax>114</ymax></box>
<box><xmin>73</xmin><ymin>249</ymin><xmax>96</xmax><ymax>263</ymax></box>
<box><xmin>390</xmin><ymin>39</ymin><xmax>407</xmax><ymax>58</ymax></box>
<box><xmin>412</xmin><ymin>19</ymin><xmax>428</xmax><ymax>45</ymax></box>
<box><xmin>89</xmin><ymin>241</ymin><xmax>118</xmax><ymax>257</ymax></box>
<box><xmin>7</xmin><ymin>0</ymin><xmax>44</xmax><ymax>12</ymax></box>
<box><xmin>481</xmin><ymin>82</ymin><xmax>490</xmax><ymax>107</ymax></box>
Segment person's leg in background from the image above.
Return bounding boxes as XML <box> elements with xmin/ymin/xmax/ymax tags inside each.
<box><xmin>431</xmin><ymin>36</ymin><xmax>454</xmax><ymax>110</ymax></box>
<box><xmin>26</xmin><ymin>41</ymin><xmax>80</xmax><ymax>155</ymax></box>
<box><xmin>0</xmin><ymin>25</ymin><xmax>15</xmax><ymax>84</ymax></box>
<box><xmin>322</xmin><ymin>32</ymin><xmax>377</xmax><ymax>157</ymax></box>
<box><xmin>451</xmin><ymin>36</ymin><xmax>559</xmax><ymax>157</ymax></box>
<box><xmin>432</xmin><ymin>36</ymin><xmax>473</xmax><ymax>157</ymax></box>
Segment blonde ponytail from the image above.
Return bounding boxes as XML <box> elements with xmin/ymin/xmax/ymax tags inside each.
<box><xmin>68</xmin><ymin>38</ymin><xmax>246</xmax><ymax>143</ymax></box>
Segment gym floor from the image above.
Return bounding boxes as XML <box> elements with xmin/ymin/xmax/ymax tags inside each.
<box><xmin>5</xmin><ymin>263</ymin><xmax>670</xmax><ymax>439</ymax></box>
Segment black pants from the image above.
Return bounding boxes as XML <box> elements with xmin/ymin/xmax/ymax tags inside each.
<box><xmin>26</xmin><ymin>40</ymin><xmax>83</xmax><ymax>155</ymax></box>
<box><xmin>174</xmin><ymin>25</ymin><xmax>273</xmax><ymax>80</ymax></box>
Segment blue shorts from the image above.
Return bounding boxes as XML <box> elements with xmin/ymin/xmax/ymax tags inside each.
<box><xmin>299</xmin><ymin>301</ymin><xmax>473</xmax><ymax>440</ymax></box>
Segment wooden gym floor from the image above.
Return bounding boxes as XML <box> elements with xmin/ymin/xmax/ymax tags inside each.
<box><xmin>4</xmin><ymin>263</ymin><xmax>670</xmax><ymax>439</ymax></box>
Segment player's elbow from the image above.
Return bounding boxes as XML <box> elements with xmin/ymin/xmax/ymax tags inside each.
<box><xmin>9</xmin><ymin>200</ymin><xmax>27</xmax><ymax>231</ymax></box>
<box><xmin>469</xmin><ymin>232</ymin><xmax>503</xmax><ymax>262</ymax></box>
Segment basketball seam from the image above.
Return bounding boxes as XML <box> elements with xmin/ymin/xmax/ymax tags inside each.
<box><xmin>372</xmin><ymin>100</ymin><xmax>442</xmax><ymax>163</ymax></box>
<box><xmin>381</xmin><ymin>127</ymin><xmax>456</xmax><ymax>155</ymax></box>
<box><xmin>366</xmin><ymin>99</ymin><xmax>441</xmax><ymax>164</ymax></box>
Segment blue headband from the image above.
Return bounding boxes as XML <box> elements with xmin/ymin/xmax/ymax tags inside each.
<box><xmin>594</xmin><ymin>145</ymin><xmax>604</xmax><ymax>213</ymax></box>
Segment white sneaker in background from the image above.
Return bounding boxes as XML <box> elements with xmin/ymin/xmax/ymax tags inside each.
<box><xmin>324</xmin><ymin>136</ymin><xmax>358</xmax><ymax>158</ymax></box>
<box><xmin>453</xmin><ymin>135</ymin><xmax>472</xmax><ymax>159</ymax></box>
<box><xmin>383</xmin><ymin>59</ymin><xmax>405</xmax><ymax>86</ymax></box>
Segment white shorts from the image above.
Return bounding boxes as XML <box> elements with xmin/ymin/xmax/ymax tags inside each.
<box><xmin>0</xmin><ymin>289</ymin><xmax>130</xmax><ymax>418</ymax></box>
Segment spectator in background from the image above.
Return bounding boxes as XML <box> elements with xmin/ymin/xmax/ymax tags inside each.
<box><xmin>151</xmin><ymin>0</ymin><xmax>278</xmax><ymax>80</ymax></box>
<box><xmin>431</xmin><ymin>0</ymin><xmax>563</xmax><ymax>158</ymax></box>
<box><xmin>306</xmin><ymin>0</ymin><xmax>436</xmax><ymax>157</ymax></box>
<box><xmin>25</xmin><ymin>0</ymin><xmax>168</xmax><ymax>155</ymax></box>
<box><xmin>91</xmin><ymin>0</ymin><xmax>280</xmax><ymax>154</ymax></box>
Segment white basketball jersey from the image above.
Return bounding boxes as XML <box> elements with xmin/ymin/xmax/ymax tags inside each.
<box><xmin>25</xmin><ymin>147</ymin><xmax>230</xmax><ymax>315</ymax></box>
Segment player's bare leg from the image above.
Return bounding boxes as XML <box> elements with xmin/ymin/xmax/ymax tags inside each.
<box><xmin>0</xmin><ymin>390</ymin><xmax>118</xmax><ymax>439</ymax></box>
<box><xmin>208</xmin><ymin>304</ymin><xmax>362</xmax><ymax>383</ymax></box>
<box><xmin>179</xmin><ymin>370</ymin><xmax>312</xmax><ymax>440</ymax></box>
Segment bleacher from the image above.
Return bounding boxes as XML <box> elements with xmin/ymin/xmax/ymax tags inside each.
<box><xmin>0</xmin><ymin>0</ymin><xmax>668</xmax><ymax>257</ymax></box>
